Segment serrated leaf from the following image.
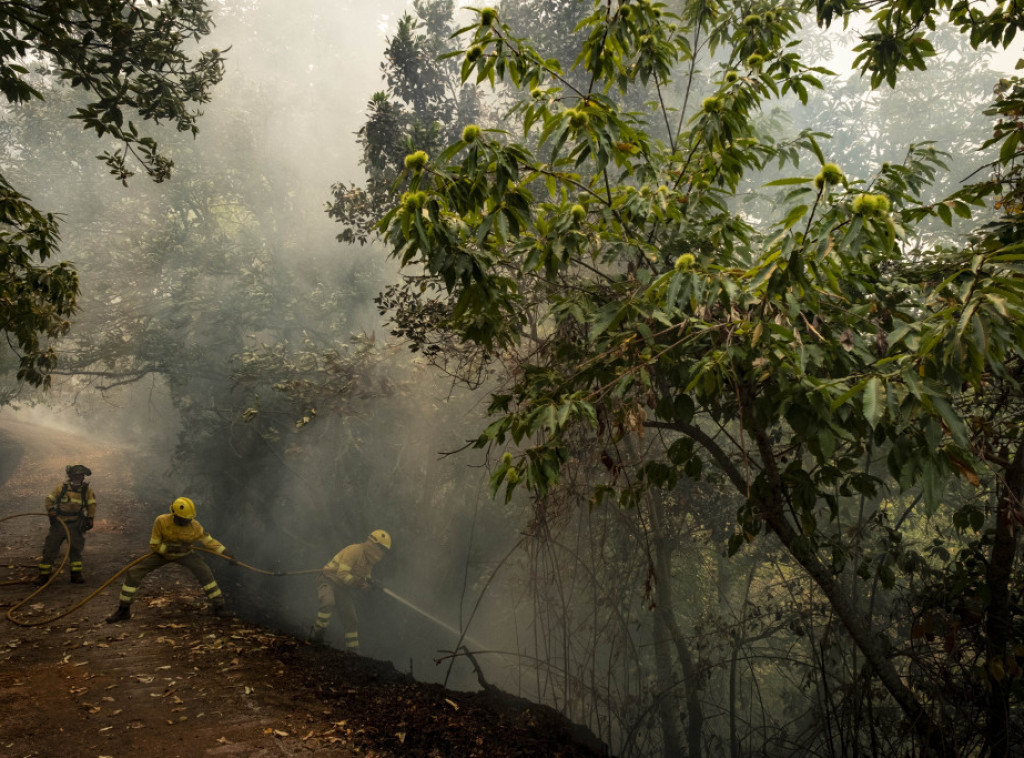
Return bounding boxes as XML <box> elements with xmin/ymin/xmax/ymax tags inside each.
<box><xmin>863</xmin><ymin>376</ymin><xmax>882</xmax><ymax>428</ymax></box>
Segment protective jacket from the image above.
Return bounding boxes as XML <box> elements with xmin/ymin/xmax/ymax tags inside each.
<box><xmin>149</xmin><ymin>513</ymin><xmax>225</xmax><ymax>559</ymax></box>
<box><xmin>322</xmin><ymin>541</ymin><xmax>383</xmax><ymax>590</ymax></box>
<box><xmin>46</xmin><ymin>481</ymin><xmax>97</xmax><ymax>522</ymax></box>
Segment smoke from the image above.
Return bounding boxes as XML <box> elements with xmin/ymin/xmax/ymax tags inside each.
<box><xmin>0</xmin><ymin>0</ymin><xmax>535</xmax><ymax>697</ymax></box>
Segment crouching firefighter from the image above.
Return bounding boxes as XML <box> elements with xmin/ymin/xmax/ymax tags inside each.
<box><xmin>106</xmin><ymin>497</ymin><xmax>237</xmax><ymax>623</ymax></box>
<box><xmin>310</xmin><ymin>529</ymin><xmax>391</xmax><ymax>650</ymax></box>
<box><xmin>38</xmin><ymin>464</ymin><xmax>98</xmax><ymax>585</ymax></box>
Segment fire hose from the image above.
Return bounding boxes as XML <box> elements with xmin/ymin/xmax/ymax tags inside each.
<box><xmin>0</xmin><ymin>512</ymin><xmax>478</xmax><ymax>651</ymax></box>
<box><xmin>1</xmin><ymin>512</ymin><xmax>152</xmax><ymax>627</ymax></box>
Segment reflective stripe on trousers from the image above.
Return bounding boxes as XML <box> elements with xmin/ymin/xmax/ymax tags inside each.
<box><xmin>117</xmin><ymin>552</ymin><xmax>224</xmax><ymax>607</ymax></box>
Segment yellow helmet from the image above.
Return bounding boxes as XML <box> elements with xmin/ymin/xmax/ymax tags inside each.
<box><xmin>170</xmin><ymin>497</ymin><xmax>196</xmax><ymax>520</ymax></box>
<box><xmin>369</xmin><ymin>529</ymin><xmax>391</xmax><ymax>550</ymax></box>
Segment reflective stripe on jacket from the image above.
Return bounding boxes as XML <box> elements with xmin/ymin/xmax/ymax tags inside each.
<box><xmin>322</xmin><ymin>541</ymin><xmax>383</xmax><ymax>588</ymax></box>
<box><xmin>46</xmin><ymin>481</ymin><xmax>97</xmax><ymax>520</ymax></box>
<box><xmin>149</xmin><ymin>513</ymin><xmax>225</xmax><ymax>559</ymax></box>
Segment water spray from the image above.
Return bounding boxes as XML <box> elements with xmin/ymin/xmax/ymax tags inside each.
<box><xmin>379</xmin><ymin>585</ymin><xmax>485</xmax><ymax>650</ymax></box>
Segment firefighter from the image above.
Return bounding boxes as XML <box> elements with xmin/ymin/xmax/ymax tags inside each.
<box><xmin>106</xmin><ymin>497</ymin><xmax>236</xmax><ymax>623</ymax></box>
<box><xmin>38</xmin><ymin>464</ymin><xmax>97</xmax><ymax>584</ymax></box>
<box><xmin>309</xmin><ymin>529</ymin><xmax>391</xmax><ymax>650</ymax></box>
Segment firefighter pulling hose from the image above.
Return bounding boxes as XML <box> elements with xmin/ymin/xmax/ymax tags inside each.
<box><xmin>106</xmin><ymin>497</ymin><xmax>236</xmax><ymax>623</ymax></box>
<box><xmin>5</xmin><ymin>507</ymin><xmax>484</xmax><ymax>659</ymax></box>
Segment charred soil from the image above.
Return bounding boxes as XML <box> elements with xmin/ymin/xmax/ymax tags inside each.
<box><xmin>0</xmin><ymin>417</ymin><xmax>608</xmax><ymax>757</ymax></box>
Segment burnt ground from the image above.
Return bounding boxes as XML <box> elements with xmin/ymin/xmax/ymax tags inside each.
<box><xmin>0</xmin><ymin>415</ymin><xmax>609</xmax><ymax>758</ymax></box>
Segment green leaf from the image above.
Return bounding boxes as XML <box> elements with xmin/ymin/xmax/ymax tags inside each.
<box><xmin>863</xmin><ymin>377</ymin><xmax>883</xmax><ymax>428</ymax></box>
<box><xmin>780</xmin><ymin>204</ymin><xmax>809</xmax><ymax>230</ymax></box>
<box><xmin>764</xmin><ymin>177</ymin><xmax>814</xmax><ymax>187</ymax></box>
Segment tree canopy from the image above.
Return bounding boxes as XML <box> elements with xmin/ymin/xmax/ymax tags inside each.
<box><xmin>356</xmin><ymin>0</ymin><xmax>1024</xmax><ymax>754</ymax></box>
<box><xmin>0</xmin><ymin>0</ymin><xmax>224</xmax><ymax>386</ymax></box>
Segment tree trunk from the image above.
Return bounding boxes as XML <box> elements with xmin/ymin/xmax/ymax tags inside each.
<box><xmin>742</xmin><ymin>410</ymin><xmax>949</xmax><ymax>756</ymax></box>
<box><xmin>985</xmin><ymin>442</ymin><xmax>1023</xmax><ymax>756</ymax></box>
<box><xmin>650</xmin><ymin>493</ymin><xmax>703</xmax><ymax>758</ymax></box>
<box><xmin>652</xmin><ymin>584</ymin><xmax>684</xmax><ymax>758</ymax></box>
<box><xmin>651</xmin><ymin>487</ymin><xmax>684</xmax><ymax>753</ymax></box>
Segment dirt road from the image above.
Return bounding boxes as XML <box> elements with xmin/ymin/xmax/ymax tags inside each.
<box><xmin>0</xmin><ymin>416</ymin><xmax>608</xmax><ymax>758</ymax></box>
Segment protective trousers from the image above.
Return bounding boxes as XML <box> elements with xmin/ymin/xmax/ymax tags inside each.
<box><xmin>314</xmin><ymin>577</ymin><xmax>359</xmax><ymax>650</ymax></box>
<box><xmin>39</xmin><ymin>521</ymin><xmax>86</xmax><ymax>577</ymax></box>
<box><xmin>116</xmin><ymin>552</ymin><xmax>225</xmax><ymax>609</ymax></box>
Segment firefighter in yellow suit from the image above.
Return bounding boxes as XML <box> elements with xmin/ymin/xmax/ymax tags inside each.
<box><xmin>106</xmin><ymin>497</ymin><xmax>236</xmax><ymax>623</ymax></box>
<box><xmin>310</xmin><ymin>529</ymin><xmax>391</xmax><ymax>649</ymax></box>
<box><xmin>38</xmin><ymin>464</ymin><xmax>98</xmax><ymax>584</ymax></box>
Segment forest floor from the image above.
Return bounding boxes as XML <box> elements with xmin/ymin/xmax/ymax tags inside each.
<box><xmin>0</xmin><ymin>415</ymin><xmax>609</xmax><ymax>758</ymax></box>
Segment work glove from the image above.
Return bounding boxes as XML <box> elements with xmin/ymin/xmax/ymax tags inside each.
<box><xmin>223</xmin><ymin>553</ymin><xmax>239</xmax><ymax>565</ymax></box>
<box><xmin>47</xmin><ymin>512</ymin><xmax>57</xmax><ymax>527</ymax></box>
<box><xmin>366</xmin><ymin>577</ymin><xmax>383</xmax><ymax>592</ymax></box>
<box><xmin>82</xmin><ymin>517</ymin><xmax>94</xmax><ymax>531</ymax></box>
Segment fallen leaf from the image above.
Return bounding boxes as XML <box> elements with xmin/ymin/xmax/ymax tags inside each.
<box><xmin>445</xmin><ymin>698</ymin><xmax>459</xmax><ymax>711</ymax></box>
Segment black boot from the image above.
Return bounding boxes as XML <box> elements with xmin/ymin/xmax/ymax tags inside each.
<box><xmin>70</xmin><ymin>571</ymin><xmax>85</xmax><ymax>584</ymax></box>
<box><xmin>106</xmin><ymin>605</ymin><xmax>131</xmax><ymax>623</ymax></box>
<box><xmin>309</xmin><ymin>626</ymin><xmax>325</xmax><ymax>644</ymax></box>
<box><xmin>35</xmin><ymin>573</ymin><xmax>50</xmax><ymax>586</ymax></box>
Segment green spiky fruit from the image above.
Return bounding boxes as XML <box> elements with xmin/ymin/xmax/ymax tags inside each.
<box><xmin>725</xmin><ymin>70</ymin><xmax>739</xmax><ymax>83</ymax></box>
<box><xmin>743</xmin><ymin>13</ymin><xmax>761</xmax><ymax>26</ymax></box>
<box><xmin>746</xmin><ymin>53</ymin><xmax>764</xmax><ymax>69</ymax></box>
<box><xmin>814</xmin><ymin>162</ymin><xmax>844</xmax><ymax>190</ymax></box>
<box><xmin>702</xmin><ymin>96</ymin><xmax>723</xmax><ymax>114</ymax></box>
<box><xmin>674</xmin><ymin>253</ymin><xmax>696</xmax><ymax>271</ymax></box>
<box><xmin>462</xmin><ymin>124</ymin><xmax>482</xmax><ymax>143</ymax></box>
<box><xmin>851</xmin><ymin>193</ymin><xmax>891</xmax><ymax>216</ymax></box>
<box><xmin>466</xmin><ymin>45</ymin><xmax>484</xmax><ymax>63</ymax></box>
<box><xmin>480</xmin><ymin>7</ymin><xmax>497</xmax><ymax>26</ymax></box>
<box><xmin>571</xmin><ymin>204</ymin><xmax>586</xmax><ymax>222</ymax></box>
<box><xmin>403</xmin><ymin>150</ymin><xmax>429</xmax><ymax>172</ymax></box>
<box><xmin>567</xmin><ymin>108</ymin><xmax>590</xmax><ymax>129</ymax></box>
<box><xmin>820</xmin><ymin>163</ymin><xmax>843</xmax><ymax>184</ymax></box>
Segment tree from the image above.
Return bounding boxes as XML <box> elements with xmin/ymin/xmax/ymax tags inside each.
<box><xmin>367</xmin><ymin>0</ymin><xmax>1024</xmax><ymax>754</ymax></box>
<box><xmin>0</xmin><ymin>0</ymin><xmax>224</xmax><ymax>386</ymax></box>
